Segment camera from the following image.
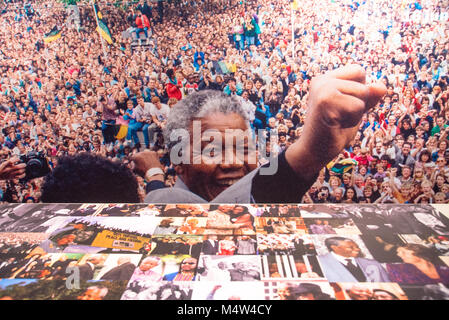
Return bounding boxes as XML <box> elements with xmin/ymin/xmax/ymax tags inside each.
<box><xmin>20</xmin><ymin>151</ymin><xmax>51</xmax><ymax>181</ymax></box>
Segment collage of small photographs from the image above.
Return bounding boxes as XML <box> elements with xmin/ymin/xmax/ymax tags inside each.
<box><xmin>0</xmin><ymin>203</ymin><xmax>449</xmax><ymax>300</ymax></box>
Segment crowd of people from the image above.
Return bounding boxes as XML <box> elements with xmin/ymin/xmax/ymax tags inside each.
<box><xmin>0</xmin><ymin>0</ymin><xmax>448</xmax><ymax>203</ymax></box>
<box><xmin>0</xmin><ymin>233</ymin><xmax>46</xmax><ymax>259</ymax></box>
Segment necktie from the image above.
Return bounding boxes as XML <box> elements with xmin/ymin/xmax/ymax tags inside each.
<box><xmin>344</xmin><ymin>259</ymin><xmax>367</xmax><ymax>282</ymax></box>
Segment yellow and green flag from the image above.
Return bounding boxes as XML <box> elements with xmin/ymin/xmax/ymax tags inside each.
<box><xmin>94</xmin><ymin>3</ymin><xmax>103</xmax><ymax>19</ymax></box>
<box><xmin>43</xmin><ymin>26</ymin><xmax>61</xmax><ymax>43</ymax></box>
<box><xmin>96</xmin><ymin>19</ymin><xmax>113</xmax><ymax>44</ymax></box>
<box><xmin>94</xmin><ymin>3</ymin><xmax>113</xmax><ymax>44</ymax></box>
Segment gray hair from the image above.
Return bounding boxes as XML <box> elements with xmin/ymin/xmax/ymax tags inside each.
<box><xmin>164</xmin><ymin>90</ymin><xmax>250</xmax><ymax>152</ymax></box>
<box><xmin>324</xmin><ymin>236</ymin><xmax>351</xmax><ymax>252</ymax></box>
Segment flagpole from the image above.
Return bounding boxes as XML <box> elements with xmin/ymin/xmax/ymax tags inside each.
<box><xmin>91</xmin><ymin>0</ymin><xmax>108</xmax><ymax>59</ymax></box>
<box><xmin>291</xmin><ymin>3</ymin><xmax>295</xmax><ymax>60</ymax></box>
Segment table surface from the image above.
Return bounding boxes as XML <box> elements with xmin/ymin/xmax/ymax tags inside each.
<box><xmin>0</xmin><ymin>203</ymin><xmax>448</xmax><ymax>300</ymax></box>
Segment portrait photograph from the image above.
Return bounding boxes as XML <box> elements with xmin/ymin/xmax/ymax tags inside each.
<box><xmin>1</xmin><ymin>252</ymin><xmax>84</xmax><ymax>280</ymax></box>
<box><xmin>359</xmin><ymin>234</ymin><xmax>408</xmax><ymax>263</ymax></box>
<box><xmin>132</xmin><ymin>204</ymin><xmax>165</xmax><ymax>217</ymax></box>
<box><xmin>0</xmin><ymin>232</ymin><xmax>48</xmax><ymax>259</ymax></box>
<box><xmin>263</xmin><ymin>280</ymin><xmax>336</xmax><ymax>300</ymax></box>
<box><xmin>304</xmin><ymin>218</ymin><xmax>361</xmax><ymax>235</ymax></box>
<box><xmin>256</xmin><ymin>233</ymin><xmax>316</xmax><ymax>256</ymax></box>
<box><xmin>152</xmin><ymin>217</ymin><xmax>208</xmax><ymax>235</ymax></box>
<box><xmin>331</xmin><ymin>282</ymin><xmax>408</xmax><ymax>300</ymax></box>
<box><xmin>93</xmin><ymin>253</ymin><xmax>142</xmax><ymax>281</ymax></box>
<box><xmin>94</xmin><ymin>203</ymin><xmax>150</xmax><ymax>217</ymax></box>
<box><xmin>39</xmin><ymin>216</ymin><xmax>156</xmax><ymax>254</ymax></box>
<box><xmin>0</xmin><ymin>203</ymin><xmax>80</xmax><ymax>233</ymax></box>
<box><xmin>121</xmin><ymin>281</ymin><xmax>194</xmax><ymax>300</ymax></box>
<box><xmin>69</xmin><ymin>204</ymin><xmax>104</xmax><ymax>217</ymax></box>
<box><xmin>150</xmin><ymin>234</ymin><xmax>203</xmax><ymax>257</ymax></box>
<box><xmin>311</xmin><ymin>234</ymin><xmax>391</xmax><ymax>283</ymax></box>
<box><xmin>399</xmin><ymin>283</ymin><xmax>449</xmax><ymax>300</ymax></box>
<box><xmin>383</xmin><ymin>243</ymin><xmax>449</xmax><ymax>285</ymax></box>
<box><xmin>129</xmin><ymin>254</ymin><xmax>198</xmax><ymax>283</ymax></box>
<box><xmin>201</xmin><ymin>235</ymin><xmax>257</xmax><ymax>256</ymax></box>
<box><xmin>299</xmin><ymin>204</ymin><xmax>350</xmax><ymax>219</ymax></box>
<box><xmin>162</xmin><ymin>204</ymin><xmax>210</xmax><ymax>217</ymax></box>
<box><xmin>196</xmin><ymin>254</ymin><xmax>261</xmax><ymax>282</ymax></box>
<box><xmin>250</xmin><ymin>204</ymin><xmax>301</xmax><ymax>218</ymax></box>
<box><xmin>0</xmin><ymin>279</ymin><xmax>128</xmax><ymax>300</ymax></box>
<box><xmin>205</xmin><ymin>204</ymin><xmax>256</xmax><ymax>235</ymax></box>
<box><xmin>255</xmin><ymin>217</ymin><xmax>308</xmax><ymax>235</ymax></box>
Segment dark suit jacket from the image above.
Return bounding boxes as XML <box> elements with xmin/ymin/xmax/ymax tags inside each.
<box><xmin>100</xmin><ymin>262</ymin><xmax>136</xmax><ymax>281</ymax></box>
<box><xmin>179</xmin><ymin>243</ymin><xmax>202</xmax><ymax>257</ymax></box>
<box><xmin>202</xmin><ymin>240</ymin><xmax>219</xmax><ymax>255</ymax></box>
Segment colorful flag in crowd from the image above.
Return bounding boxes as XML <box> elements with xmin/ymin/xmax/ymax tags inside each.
<box><xmin>96</xmin><ymin>19</ymin><xmax>113</xmax><ymax>44</ymax></box>
<box><xmin>94</xmin><ymin>2</ymin><xmax>103</xmax><ymax>20</ymax></box>
<box><xmin>43</xmin><ymin>26</ymin><xmax>61</xmax><ymax>43</ymax></box>
<box><xmin>94</xmin><ymin>2</ymin><xmax>113</xmax><ymax>44</ymax></box>
<box><xmin>329</xmin><ymin>158</ymin><xmax>359</xmax><ymax>174</ymax></box>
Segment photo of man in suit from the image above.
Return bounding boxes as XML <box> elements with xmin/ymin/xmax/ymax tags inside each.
<box><xmin>78</xmin><ymin>255</ymin><xmax>105</xmax><ymax>281</ymax></box>
<box><xmin>202</xmin><ymin>235</ymin><xmax>219</xmax><ymax>255</ymax></box>
<box><xmin>99</xmin><ymin>256</ymin><xmax>137</xmax><ymax>281</ymax></box>
<box><xmin>318</xmin><ymin>236</ymin><xmax>390</xmax><ymax>282</ymax></box>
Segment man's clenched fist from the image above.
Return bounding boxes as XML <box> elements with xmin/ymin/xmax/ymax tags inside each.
<box><xmin>286</xmin><ymin>64</ymin><xmax>386</xmax><ymax>182</ymax></box>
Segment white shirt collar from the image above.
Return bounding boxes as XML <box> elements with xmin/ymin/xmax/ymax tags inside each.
<box><xmin>331</xmin><ymin>252</ymin><xmax>356</xmax><ymax>265</ymax></box>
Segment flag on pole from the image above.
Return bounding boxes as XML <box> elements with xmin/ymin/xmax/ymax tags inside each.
<box><xmin>93</xmin><ymin>1</ymin><xmax>113</xmax><ymax>44</ymax></box>
<box><xmin>96</xmin><ymin>19</ymin><xmax>113</xmax><ymax>44</ymax></box>
<box><xmin>94</xmin><ymin>3</ymin><xmax>103</xmax><ymax>19</ymax></box>
<box><xmin>43</xmin><ymin>26</ymin><xmax>61</xmax><ymax>43</ymax></box>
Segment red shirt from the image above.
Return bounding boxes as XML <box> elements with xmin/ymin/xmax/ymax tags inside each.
<box><xmin>135</xmin><ymin>16</ymin><xmax>143</xmax><ymax>29</ymax></box>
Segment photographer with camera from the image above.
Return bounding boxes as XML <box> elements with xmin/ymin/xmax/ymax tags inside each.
<box><xmin>315</xmin><ymin>186</ymin><xmax>331</xmax><ymax>203</ymax></box>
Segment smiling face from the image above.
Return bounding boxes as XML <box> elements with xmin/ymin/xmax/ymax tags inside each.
<box><xmin>180</xmin><ymin>257</ymin><xmax>197</xmax><ymax>272</ymax></box>
<box><xmin>140</xmin><ymin>258</ymin><xmax>159</xmax><ymax>271</ymax></box>
<box><xmin>179</xmin><ymin>112</ymin><xmax>256</xmax><ymax>201</ymax></box>
<box><xmin>331</xmin><ymin>240</ymin><xmax>361</xmax><ymax>258</ymax></box>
